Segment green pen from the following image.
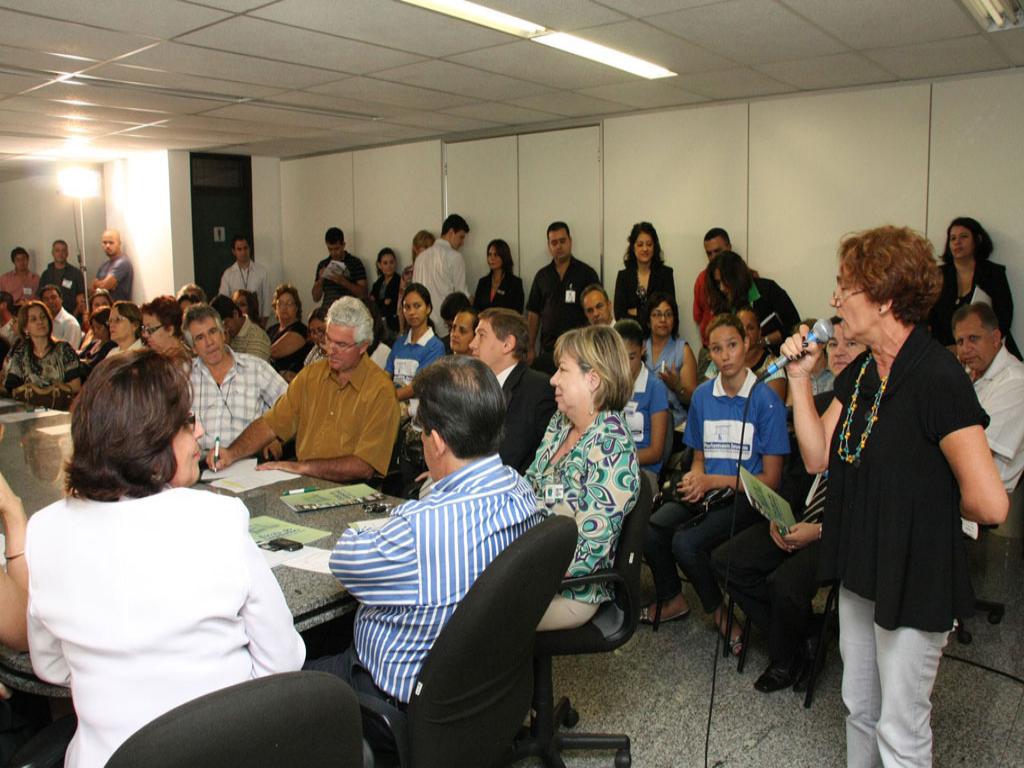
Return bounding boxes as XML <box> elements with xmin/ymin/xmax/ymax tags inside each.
<box><xmin>283</xmin><ymin>487</ymin><xmax>317</xmax><ymax>496</ymax></box>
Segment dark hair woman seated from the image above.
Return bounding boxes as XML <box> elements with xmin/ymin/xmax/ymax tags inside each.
<box><xmin>24</xmin><ymin>351</ymin><xmax>305</xmax><ymax>768</ymax></box>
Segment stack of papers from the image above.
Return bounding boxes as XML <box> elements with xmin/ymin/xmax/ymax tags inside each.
<box><xmin>201</xmin><ymin>458</ymin><xmax>297</xmax><ymax>493</ymax></box>
<box><xmin>261</xmin><ymin>546</ymin><xmax>334</xmax><ymax>574</ymax></box>
<box><xmin>281</xmin><ymin>484</ymin><xmax>382</xmax><ymax>512</ymax></box>
<box><xmin>248</xmin><ymin>515</ymin><xmax>332</xmax><ymax>547</ymax></box>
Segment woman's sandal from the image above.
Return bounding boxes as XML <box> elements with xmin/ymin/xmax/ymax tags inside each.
<box><xmin>639</xmin><ymin>603</ymin><xmax>690</xmax><ymax>625</ymax></box>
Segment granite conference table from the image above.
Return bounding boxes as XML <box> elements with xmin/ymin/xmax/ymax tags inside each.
<box><xmin>0</xmin><ymin>400</ymin><xmax>397</xmax><ymax>696</ymax></box>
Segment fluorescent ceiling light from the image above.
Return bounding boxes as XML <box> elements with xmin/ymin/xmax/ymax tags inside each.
<box><xmin>399</xmin><ymin>0</ymin><xmax>676</xmax><ymax>79</ymax></box>
<box><xmin>57</xmin><ymin>166</ymin><xmax>101</xmax><ymax>198</ymax></box>
<box><xmin>533</xmin><ymin>33</ymin><xmax>676</xmax><ymax>80</ymax></box>
<box><xmin>960</xmin><ymin>0</ymin><xmax>1024</xmax><ymax>30</ymax></box>
<box><xmin>399</xmin><ymin>0</ymin><xmax>545</xmax><ymax>37</ymax></box>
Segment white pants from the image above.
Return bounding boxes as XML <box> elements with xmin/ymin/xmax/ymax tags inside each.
<box><xmin>537</xmin><ymin>595</ymin><xmax>599</xmax><ymax>631</ymax></box>
<box><xmin>838</xmin><ymin>587</ymin><xmax>949</xmax><ymax>768</ymax></box>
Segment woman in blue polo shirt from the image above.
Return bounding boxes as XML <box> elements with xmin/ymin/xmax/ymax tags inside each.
<box><xmin>641</xmin><ymin>313</ymin><xmax>789</xmax><ymax>652</ymax></box>
<box><xmin>615</xmin><ymin>319</ymin><xmax>670</xmax><ymax>483</ymax></box>
<box><xmin>386</xmin><ymin>283</ymin><xmax>445</xmax><ymax>403</ymax></box>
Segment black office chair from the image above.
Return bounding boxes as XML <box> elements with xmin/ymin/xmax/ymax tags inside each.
<box><xmin>4</xmin><ymin>714</ymin><xmax>76</xmax><ymax>768</ymax></box>
<box><xmin>104</xmin><ymin>672</ymin><xmax>369</xmax><ymax>768</ymax></box>
<box><xmin>358</xmin><ymin>515</ymin><xmax>578</xmax><ymax>768</ymax></box>
<box><xmin>514</xmin><ymin>481</ymin><xmax>653</xmax><ymax>768</ymax></box>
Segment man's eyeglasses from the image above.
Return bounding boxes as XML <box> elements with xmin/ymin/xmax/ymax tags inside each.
<box><xmin>324</xmin><ymin>338</ymin><xmax>359</xmax><ymax>352</ymax></box>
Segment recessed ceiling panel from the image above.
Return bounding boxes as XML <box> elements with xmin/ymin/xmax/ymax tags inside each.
<box><xmin>177</xmin><ymin>16</ymin><xmax>424</xmax><ymax>74</ymax></box>
<box><xmin>482</xmin><ymin>0</ymin><xmax>626</xmax><ymax>30</ymax></box>
<box><xmin>670</xmin><ymin>67</ymin><xmax>791</xmax><ymax>100</ymax></box>
<box><xmin>577</xmin><ymin>81</ymin><xmax>708</xmax><ymax>109</ymax></box>
<box><xmin>864</xmin><ymin>36</ymin><xmax>1008</xmax><ymax>80</ymax></box>
<box><xmin>647</xmin><ymin>0</ymin><xmax>848</xmax><ymax>65</ymax></box>
<box><xmin>86</xmin><ymin>63</ymin><xmax>284</xmax><ymax>99</ymax></box>
<box><xmin>509</xmin><ymin>91</ymin><xmax>629</xmax><ymax>117</ymax></box>
<box><xmin>0</xmin><ymin>0</ymin><xmax>230</xmax><ymax>39</ymax></box>
<box><xmin>309</xmin><ymin>76</ymin><xmax>479</xmax><ymax>110</ymax></box>
<box><xmin>0</xmin><ymin>9</ymin><xmax>156</xmax><ymax>60</ymax></box>
<box><xmin>443</xmin><ymin>101</ymin><xmax>561</xmax><ymax>124</ymax></box>
<box><xmin>202</xmin><ymin>102</ymin><xmax>381</xmax><ymax>132</ymax></box>
<box><xmin>374</xmin><ymin>59</ymin><xmax>554</xmax><ymax>101</ymax></box>
<box><xmin>757</xmin><ymin>53</ymin><xmax>896</xmax><ymax>91</ymax></box>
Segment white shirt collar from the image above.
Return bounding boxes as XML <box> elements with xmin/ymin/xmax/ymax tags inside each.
<box><xmin>495</xmin><ymin>362</ymin><xmax>517</xmax><ymax>388</ymax></box>
<box><xmin>407</xmin><ymin>326</ymin><xmax>436</xmax><ymax>347</ymax></box>
<box><xmin>977</xmin><ymin>344</ymin><xmax>1014</xmax><ymax>387</ymax></box>
<box><xmin>712</xmin><ymin>368</ymin><xmax>757</xmax><ymax>398</ymax></box>
<box><xmin>632</xmin><ymin>365</ymin><xmax>649</xmax><ymax>395</ymax></box>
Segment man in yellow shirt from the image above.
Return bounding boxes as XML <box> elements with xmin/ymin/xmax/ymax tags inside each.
<box><xmin>210</xmin><ymin>297</ymin><xmax>399</xmax><ymax>482</ymax></box>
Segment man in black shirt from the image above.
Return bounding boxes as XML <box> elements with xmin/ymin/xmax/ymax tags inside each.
<box><xmin>312</xmin><ymin>227</ymin><xmax>367</xmax><ymax>308</ymax></box>
<box><xmin>526</xmin><ymin>222</ymin><xmax>600</xmax><ymax>374</ymax></box>
<box><xmin>38</xmin><ymin>240</ymin><xmax>84</xmax><ymax>316</ymax></box>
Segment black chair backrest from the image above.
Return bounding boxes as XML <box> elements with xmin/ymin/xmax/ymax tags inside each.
<box><xmin>104</xmin><ymin>672</ymin><xmax>364</xmax><ymax>768</ymax></box>
<box><xmin>602</xmin><ymin>478</ymin><xmax>654</xmax><ymax>648</ymax></box>
<box><xmin>406</xmin><ymin>515</ymin><xmax>577</xmax><ymax>768</ymax></box>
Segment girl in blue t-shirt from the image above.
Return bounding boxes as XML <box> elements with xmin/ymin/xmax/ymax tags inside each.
<box><xmin>385</xmin><ymin>283</ymin><xmax>445</xmax><ymax>403</ymax></box>
<box><xmin>640</xmin><ymin>313</ymin><xmax>789</xmax><ymax>653</ymax></box>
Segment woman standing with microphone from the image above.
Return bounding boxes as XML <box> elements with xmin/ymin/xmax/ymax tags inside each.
<box><xmin>783</xmin><ymin>225</ymin><xmax>1006</xmax><ymax>768</ymax></box>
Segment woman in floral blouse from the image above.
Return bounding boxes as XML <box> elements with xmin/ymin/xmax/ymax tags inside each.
<box><xmin>526</xmin><ymin>325</ymin><xmax>640</xmax><ymax>631</ymax></box>
<box><xmin>3</xmin><ymin>300</ymin><xmax>83</xmax><ymax>406</ymax></box>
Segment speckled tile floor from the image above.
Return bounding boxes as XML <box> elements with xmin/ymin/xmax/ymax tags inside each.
<box><xmin>515</xmin><ymin>533</ymin><xmax>1024</xmax><ymax>768</ymax></box>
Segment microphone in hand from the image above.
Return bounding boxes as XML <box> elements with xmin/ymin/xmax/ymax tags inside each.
<box><xmin>760</xmin><ymin>318</ymin><xmax>834</xmax><ymax>379</ymax></box>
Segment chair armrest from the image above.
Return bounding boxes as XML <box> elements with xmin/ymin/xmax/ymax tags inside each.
<box><xmin>356</xmin><ymin>692</ymin><xmax>409</xmax><ymax>767</ymax></box>
<box><xmin>560</xmin><ymin>569</ymin><xmax>624</xmax><ymax>590</ymax></box>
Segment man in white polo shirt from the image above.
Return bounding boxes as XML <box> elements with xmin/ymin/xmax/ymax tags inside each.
<box><xmin>953</xmin><ymin>302</ymin><xmax>1024</xmax><ymax>491</ymax></box>
<box><xmin>40</xmin><ymin>284</ymin><xmax>82</xmax><ymax>348</ymax></box>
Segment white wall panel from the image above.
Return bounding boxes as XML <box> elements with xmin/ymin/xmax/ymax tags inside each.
<box><xmin>929</xmin><ymin>69</ymin><xmax>1024</xmax><ymax>349</ymax></box>
<box><xmin>280</xmin><ymin>152</ymin><xmax>354</xmax><ymax>300</ymax></box>
<box><xmin>603</xmin><ymin>103</ymin><xmax>748</xmax><ymax>346</ymax></box>
<box><xmin>517</xmin><ymin>127</ymin><xmax>602</xmax><ymax>306</ymax></box>
<box><xmin>444</xmin><ymin>135</ymin><xmax>519</xmax><ymax>304</ymax></box>
<box><xmin>749</xmin><ymin>84</ymin><xmax>931</xmax><ymax>325</ymax></box>
<box><xmin>353</xmin><ymin>140</ymin><xmax>443</xmax><ymax>290</ymax></box>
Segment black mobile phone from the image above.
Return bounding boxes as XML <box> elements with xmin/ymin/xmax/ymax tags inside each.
<box><xmin>268</xmin><ymin>538</ymin><xmax>303</xmax><ymax>552</ymax></box>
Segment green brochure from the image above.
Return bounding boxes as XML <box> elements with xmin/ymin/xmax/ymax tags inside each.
<box><xmin>739</xmin><ymin>467</ymin><xmax>798</xmax><ymax>535</ymax></box>
<box><xmin>280</xmin><ymin>484</ymin><xmax>383</xmax><ymax>513</ymax></box>
<box><xmin>248</xmin><ymin>516</ymin><xmax>332</xmax><ymax>546</ymax></box>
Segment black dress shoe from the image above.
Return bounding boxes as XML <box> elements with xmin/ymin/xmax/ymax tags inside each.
<box><xmin>754</xmin><ymin>661</ymin><xmax>800</xmax><ymax>693</ymax></box>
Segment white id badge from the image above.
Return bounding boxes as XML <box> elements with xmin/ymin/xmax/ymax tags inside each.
<box><xmin>61</xmin><ymin>279</ymin><xmax>73</xmax><ymax>289</ymax></box>
<box><xmin>543</xmin><ymin>483</ymin><xmax>565</xmax><ymax>505</ymax></box>
<box><xmin>564</xmin><ymin>289</ymin><xmax>576</xmax><ymax>303</ymax></box>
<box><xmin>624</xmin><ymin>402</ymin><xmax>644</xmax><ymax>441</ymax></box>
<box><xmin>22</xmin><ymin>287</ymin><xmax>32</xmax><ymax>296</ymax></box>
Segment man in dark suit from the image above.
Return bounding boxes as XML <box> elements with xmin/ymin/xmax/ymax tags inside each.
<box><xmin>470</xmin><ymin>308</ymin><xmax>556</xmax><ymax>474</ymax></box>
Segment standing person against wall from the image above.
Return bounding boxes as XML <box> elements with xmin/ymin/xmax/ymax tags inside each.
<box><xmin>473</xmin><ymin>238</ymin><xmax>524</xmax><ymax>314</ymax></box>
<box><xmin>90</xmin><ymin>230</ymin><xmax>132</xmax><ymax>302</ymax></box>
<box><xmin>413</xmin><ymin>214</ymin><xmax>470</xmax><ymax>329</ymax></box>
<box><xmin>614</xmin><ymin>222</ymin><xmax>674</xmax><ymax>331</ymax></box>
<box><xmin>218</xmin><ymin>235</ymin><xmax>270</xmax><ymax>325</ymax></box>
<box><xmin>1</xmin><ymin>248</ymin><xmax>39</xmax><ymax>306</ymax></box>
<box><xmin>312</xmin><ymin>227</ymin><xmax>367</xmax><ymax>308</ymax></box>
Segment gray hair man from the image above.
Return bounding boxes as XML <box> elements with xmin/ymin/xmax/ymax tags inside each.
<box><xmin>209</xmin><ymin>297</ymin><xmax>399</xmax><ymax>483</ymax></box>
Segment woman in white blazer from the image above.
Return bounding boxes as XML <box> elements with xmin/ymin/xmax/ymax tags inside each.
<box><xmin>25</xmin><ymin>350</ymin><xmax>305</xmax><ymax>768</ymax></box>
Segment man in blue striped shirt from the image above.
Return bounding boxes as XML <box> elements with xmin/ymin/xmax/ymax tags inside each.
<box><xmin>309</xmin><ymin>356</ymin><xmax>542</xmax><ymax>715</ymax></box>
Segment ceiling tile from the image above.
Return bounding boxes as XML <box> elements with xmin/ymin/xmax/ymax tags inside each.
<box><xmin>571</xmin><ymin>20</ymin><xmax>737</xmax><ymax>74</ymax></box>
<box><xmin>250</xmin><ymin>0</ymin><xmax>516</xmax><ymax>58</ymax></box>
<box><xmin>201</xmin><ymin>102</ymin><xmax>382</xmax><ymax>132</ymax></box>
<box><xmin>113</xmin><ymin>125</ymin><xmax>271</xmax><ymax>145</ymax></box>
<box><xmin>162</xmin><ymin>114</ymin><xmax>330</xmax><ymax>138</ymax></box>
<box><xmin>219</xmin><ymin>133</ymin><xmax>385</xmax><ymax>158</ymax></box>
<box><xmin>576</xmin><ymin>81</ymin><xmax>708</xmax><ymax>108</ymax></box>
<box><xmin>756</xmin><ymin>53</ymin><xmax>897</xmax><ymax>90</ymax></box>
<box><xmin>309</xmin><ymin>77</ymin><xmax>479</xmax><ymax>110</ymax></box>
<box><xmin>177</xmin><ymin>16</ymin><xmax>424</xmax><ymax>74</ymax></box>
<box><xmin>597</xmin><ymin>0</ymin><xmax>722</xmax><ymax>16</ymax></box>
<box><xmin>482</xmin><ymin>0</ymin><xmax>627</xmax><ymax>30</ymax></box>
<box><xmin>23</xmin><ymin>82</ymin><xmax>224</xmax><ymax>114</ymax></box>
<box><xmin>181</xmin><ymin>0</ymin><xmax>270</xmax><ymax>10</ymax></box>
<box><xmin>779</xmin><ymin>0</ymin><xmax>980</xmax><ymax>49</ymax></box>
<box><xmin>646</xmin><ymin>0</ymin><xmax>848</xmax><ymax>65</ymax></box>
<box><xmin>448</xmin><ymin>40</ymin><xmax>636</xmax><ymax>90</ymax></box>
<box><xmin>0</xmin><ymin>9</ymin><xmax>156</xmax><ymax>60</ymax></box>
<box><xmin>0</xmin><ymin>45</ymin><xmax>98</xmax><ymax>75</ymax></box>
<box><xmin>0</xmin><ymin>0</ymin><xmax>230</xmax><ymax>39</ymax></box>
<box><xmin>443</xmin><ymin>101</ymin><xmax>561</xmax><ymax>124</ymax></box>
<box><xmin>374</xmin><ymin>59</ymin><xmax>553</xmax><ymax>101</ymax></box>
<box><xmin>0</xmin><ymin>72</ymin><xmax>51</xmax><ymax>95</ymax></box>
<box><xmin>85</xmin><ymin>63</ymin><xmax>283</xmax><ymax>99</ymax></box>
<box><xmin>864</xmin><ymin>35</ymin><xmax>1009</xmax><ymax>79</ymax></box>
<box><xmin>384</xmin><ymin>109</ymin><xmax>502</xmax><ymax>132</ymax></box>
<box><xmin>509</xmin><ymin>91</ymin><xmax>629</xmax><ymax>116</ymax></box>
<box><xmin>121</xmin><ymin>42</ymin><xmax>345</xmax><ymax>89</ymax></box>
<box><xmin>984</xmin><ymin>27</ymin><xmax>1024</xmax><ymax>66</ymax></box>
<box><xmin>671</xmin><ymin>67</ymin><xmax>791</xmax><ymax>99</ymax></box>
<box><xmin>0</xmin><ymin>135</ymin><xmax>65</xmax><ymax>153</ymax></box>
<box><xmin>266</xmin><ymin>90</ymin><xmax>410</xmax><ymax>118</ymax></box>
<box><xmin>0</xmin><ymin>95</ymin><xmax>177</xmax><ymax>125</ymax></box>
<box><xmin>0</xmin><ymin>108</ymin><xmax>142</xmax><ymax>136</ymax></box>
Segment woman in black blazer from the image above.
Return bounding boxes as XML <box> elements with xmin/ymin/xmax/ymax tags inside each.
<box><xmin>929</xmin><ymin>216</ymin><xmax>1018</xmax><ymax>358</ymax></box>
<box><xmin>614</xmin><ymin>222</ymin><xmax>675</xmax><ymax>331</ymax></box>
<box><xmin>473</xmin><ymin>238</ymin><xmax>524</xmax><ymax>313</ymax></box>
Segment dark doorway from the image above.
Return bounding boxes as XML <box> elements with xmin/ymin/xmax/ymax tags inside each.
<box><xmin>190</xmin><ymin>153</ymin><xmax>253</xmax><ymax>300</ymax></box>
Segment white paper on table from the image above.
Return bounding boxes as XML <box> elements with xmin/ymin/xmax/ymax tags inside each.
<box><xmin>282</xmin><ymin>547</ymin><xmax>333</xmax><ymax>574</ymax></box>
<box><xmin>37</xmin><ymin>423</ymin><xmax>71</xmax><ymax>436</ymax></box>
<box><xmin>260</xmin><ymin>547</ymin><xmax>305</xmax><ymax>569</ymax></box>
<box><xmin>201</xmin><ymin>458</ymin><xmax>297</xmax><ymax>493</ymax></box>
<box><xmin>0</xmin><ymin>409</ymin><xmax>54</xmax><ymax>424</ymax></box>
<box><xmin>0</xmin><ymin>398</ymin><xmax>18</xmax><ymax>406</ymax></box>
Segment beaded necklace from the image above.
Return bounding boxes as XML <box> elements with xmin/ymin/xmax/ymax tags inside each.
<box><xmin>837</xmin><ymin>355</ymin><xmax>888</xmax><ymax>467</ymax></box>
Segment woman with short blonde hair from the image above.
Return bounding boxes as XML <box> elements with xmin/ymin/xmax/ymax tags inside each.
<box><xmin>526</xmin><ymin>325</ymin><xmax>640</xmax><ymax>631</ymax></box>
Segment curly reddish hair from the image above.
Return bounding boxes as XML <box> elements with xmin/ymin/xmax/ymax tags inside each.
<box><xmin>838</xmin><ymin>226</ymin><xmax>941</xmax><ymax>325</ymax></box>
<box><xmin>140</xmin><ymin>295</ymin><xmax>184</xmax><ymax>339</ymax></box>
